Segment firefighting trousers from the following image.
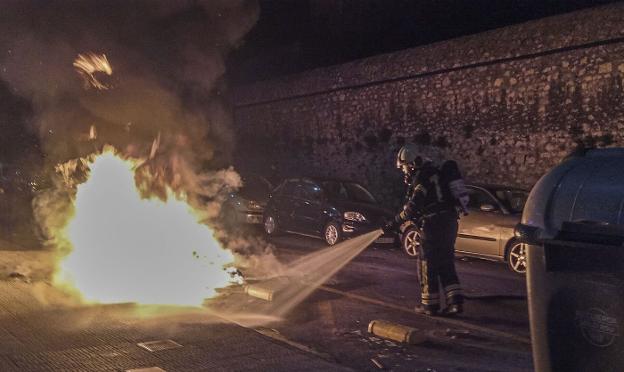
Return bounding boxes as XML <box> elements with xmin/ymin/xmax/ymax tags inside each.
<box><xmin>418</xmin><ymin>213</ymin><xmax>463</xmax><ymax>311</ymax></box>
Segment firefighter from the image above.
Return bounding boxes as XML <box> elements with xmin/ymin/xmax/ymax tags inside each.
<box><xmin>384</xmin><ymin>143</ymin><xmax>464</xmax><ymax>316</ymax></box>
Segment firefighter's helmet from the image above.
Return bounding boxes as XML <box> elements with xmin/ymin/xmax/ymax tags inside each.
<box><xmin>396</xmin><ymin>143</ymin><xmax>425</xmax><ymax>171</ymax></box>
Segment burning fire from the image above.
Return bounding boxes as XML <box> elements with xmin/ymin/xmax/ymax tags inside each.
<box><xmin>53</xmin><ymin>147</ymin><xmax>241</xmax><ymax>306</ymax></box>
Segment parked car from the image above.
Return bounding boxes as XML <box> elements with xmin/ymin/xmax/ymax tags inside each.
<box><xmin>0</xmin><ymin>165</ymin><xmax>51</xmax><ymax>246</ymax></box>
<box><xmin>400</xmin><ymin>184</ymin><xmax>529</xmax><ymax>274</ymax></box>
<box><xmin>221</xmin><ymin>174</ymin><xmax>272</xmax><ymax>227</ymax></box>
<box><xmin>263</xmin><ymin>177</ymin><xmax>397</xmax><ymax>246</ymax></box>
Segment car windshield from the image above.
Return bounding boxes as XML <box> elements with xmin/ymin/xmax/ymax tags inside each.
<box><xmin>321</xmin><ymin>181</ymin><xmax>377</xmax><ymax>204</ymax></box>
<box><xmin>493</xmin><ymin>189</ymin><xmax>528</xmax><ymax>213</ymax></box>
<box><xmin>239</xmin><ymin>175</ymin><xmax>272</xmax><ymax>200</ymax></box>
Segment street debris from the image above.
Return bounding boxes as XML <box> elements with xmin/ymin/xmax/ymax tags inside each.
<box><xmin>445</xmin><ymin>328</ymin><xmax>471</xmax><ymax>339</ymax></box>
<box><xmin>426</xmin><ymin>327</ymin><xmax>492</xmax><ymax>346</ymax></box>
<box><xmin>8</xmin><ymin>271</ymin><xmax>31</xmax><ymax>283</ymax></box>
<box><xmin>371</xmin><ymin>358</ymin><xmax>385</xmax><ymax>369</ymax></box>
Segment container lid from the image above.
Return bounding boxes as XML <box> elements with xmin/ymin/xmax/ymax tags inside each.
<box><xmin>522</xmin><ymin>148</ymin><xmax>624</xmax><ymax>239</ymax></box>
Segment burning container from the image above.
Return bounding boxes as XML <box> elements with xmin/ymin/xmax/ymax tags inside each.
<box><xmin>516</xmin><ymin>148</ymin><xmax>624</xmax><ymax>372</ymax></box>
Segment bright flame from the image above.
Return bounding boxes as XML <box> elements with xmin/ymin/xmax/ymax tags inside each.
<box><xmin>89</xmin><ymin>125</ymin><xmax>97</xmax><ymax>140</ymax></box>
<box><xmin>54</xmin><ymin>148</ymin><xmax>240</xmax><ymax>306</ymax></box>
<box><xmin>73</xmin><ymin>53</ymin><xmax>113</xmax><ymax>90</ymax></box>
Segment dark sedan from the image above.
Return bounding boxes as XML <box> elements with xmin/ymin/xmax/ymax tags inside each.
<box><xmin>263</xmin><ymin>177</ymin><xmax>396</xmax><ymax>246</ymax></box>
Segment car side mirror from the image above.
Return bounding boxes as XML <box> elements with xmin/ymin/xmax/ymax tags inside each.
<box><xmin>480</xmin><ymin>203</ymin><xmax>497</xmax><ymax>212</ymax></box>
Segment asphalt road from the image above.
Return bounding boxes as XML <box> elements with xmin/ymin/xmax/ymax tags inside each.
<box><xmin>0</xmin><ymin>232</ymin><xmax>533</xmax><ymax>371</ymax></box>
<box><xmin>240</xmin><ymin>234</ymin><xmax>533</xmax><ymax>371</ymax></box>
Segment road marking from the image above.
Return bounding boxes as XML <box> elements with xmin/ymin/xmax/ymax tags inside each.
<box><xmin>278</xmin><ymin>246</ymin><xmax>523</xmax><ymax>282</ymax></box>
<box><xmin>318</xmin><ymin>285</ymin><xmax>531</xmax><ymax>345</ymax></box>
<box><xmin>425</xmin><ymin>328</ymin><xmax>531</xmax><ymax>354</ymax></box>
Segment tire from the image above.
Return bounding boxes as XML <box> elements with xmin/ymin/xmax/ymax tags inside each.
<box><xmin>506</xmin><ymin>240</ymin><xmax>527</xmax><ymax>275</ymax></box>
<box><xmin>401</xmin><ymin>225</ymin><xmax>421</xmax><ymax>258</ymax></box>
<box><xmin>323</xmin><ymin>221</ymin><xmax>342</xmax><ymax>246</ymax></box>
<box><xmin>263</xmin><ymin>213</ymin><xmax>280</xmax><ymax>236</ymax></box>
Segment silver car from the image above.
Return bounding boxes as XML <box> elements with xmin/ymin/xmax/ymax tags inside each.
<box><xmin>400</xmin><ymin>184</ymin><xmax>529</xmax><ymax>274</ymax></box>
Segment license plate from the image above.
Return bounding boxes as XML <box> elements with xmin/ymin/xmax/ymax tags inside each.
<box><xmin>375</xmin><ymin>237</ymin><xmax>394</xmax><ymax>244</ymax></box>
<box><xmin>246</xmin><ymin>215</ymin><xmax>263</xmax><ymax>224</ymax></box>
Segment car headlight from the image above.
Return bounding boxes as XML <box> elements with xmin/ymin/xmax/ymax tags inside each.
<box><xmin>344</xmin><ymin>211</ymin><xmax>366</xmax><ymax>222</ymax></box>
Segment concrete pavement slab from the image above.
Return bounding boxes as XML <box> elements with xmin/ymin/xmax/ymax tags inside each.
<box><xmin>0</xmin><ymin>280</ymin><xmax>351</xmax><ymax>371</ymax></box>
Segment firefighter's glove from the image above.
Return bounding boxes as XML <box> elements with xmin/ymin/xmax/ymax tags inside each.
<box><xmin>382</xmin><ymin>219</ymin><xmax>398</xmax><ymax>234</ymax></box>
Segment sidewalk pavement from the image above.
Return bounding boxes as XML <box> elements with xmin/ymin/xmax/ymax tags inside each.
<box><xmin>0</xmin><ymin>280</ymin><xmax>350</xmax><ymax>371</ymax></box>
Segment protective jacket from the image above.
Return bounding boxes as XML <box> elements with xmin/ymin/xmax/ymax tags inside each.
<box><xmin>394</xmin><ymin>162</ymin><xmax>456</xmax><ymax>225</ymax></box>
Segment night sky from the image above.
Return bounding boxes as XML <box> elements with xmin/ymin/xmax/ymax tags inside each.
<box><xmin>0</xmin><ymin>0</ymin><xmax>619</xmax><ymax>172</ymax></box>
<box><xmin>227</xmin><ymin>0</ymin><xmax>620</xmax><ymax>84</ymax></box>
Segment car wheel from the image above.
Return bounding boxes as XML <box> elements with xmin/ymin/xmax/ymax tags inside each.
<box><xmin>507</xmin><ymin>240</ymin><xmax>527</xmax><ymax>275</ymax></box>
<box><xmin>401</xmin><ymin>225</ymin><xmax>421</xmax><ymax>258</ymax></box>
<box><xmin>324</xmin><ymin>222</ymin><xmax>341</xmax><ymax>246</ymax></box>
<box><xmin>263</xmin><ymin>213</ymin><xmax>280</xmax><ymax>236</ymax></box>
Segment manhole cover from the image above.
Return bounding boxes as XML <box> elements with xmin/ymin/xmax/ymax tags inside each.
<box><xmin>137</xmin><ymin>340</ymin><xmax>182</xmax><ymax>352</ymax></box>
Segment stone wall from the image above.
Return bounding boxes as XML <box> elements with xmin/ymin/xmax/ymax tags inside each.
<box><xmin>232</xmin><ymin>4</ymin><xmax>624</xmax><ymax>207</ymax></box>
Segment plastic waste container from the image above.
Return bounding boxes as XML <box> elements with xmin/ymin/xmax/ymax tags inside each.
<box><xmin>516</xmin><ymin>148</ymin><xmax>624</xmax><ymax>372</ymax></box>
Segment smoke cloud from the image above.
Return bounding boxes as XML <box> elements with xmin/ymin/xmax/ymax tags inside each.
<box><xmin>0</xmin><ymin>0</ymin><xmax>268</xmax><ymax>293</ymax></box>
<box><xmin>0</xmin><ymin>0</ymin><xmax>258</xmax><ymax>168</ymax></box>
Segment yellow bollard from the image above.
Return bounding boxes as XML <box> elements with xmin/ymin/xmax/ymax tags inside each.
<box><xmin>368</xmin><ymin>320</ymin><xmax>426</xmax><ymax>344</ymax></box>
<box><xmin>244</xmin><ymin>277</ymin><xmax>291</xmax><ymax>301</ymax></box>
<box><xmin>244</xmin><ymin>284</ymin><xmax>276</xmax><ymax>301</ymax></box>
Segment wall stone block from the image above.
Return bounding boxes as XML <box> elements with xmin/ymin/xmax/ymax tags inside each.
<box><xmin>232</xmin><ymin>4</ymin><xmax>624</xmax><ymax>206</ymax></box>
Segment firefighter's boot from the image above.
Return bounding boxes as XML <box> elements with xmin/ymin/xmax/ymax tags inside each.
<box><xmin>441</xmin><ymin>303</ymin><xmax>463</xmax><ymax>317</ymax></box>
<box><xmin>414</xmin><ymin>304</ymin><xmax>438</xmax><ymax>316</ymax></box>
